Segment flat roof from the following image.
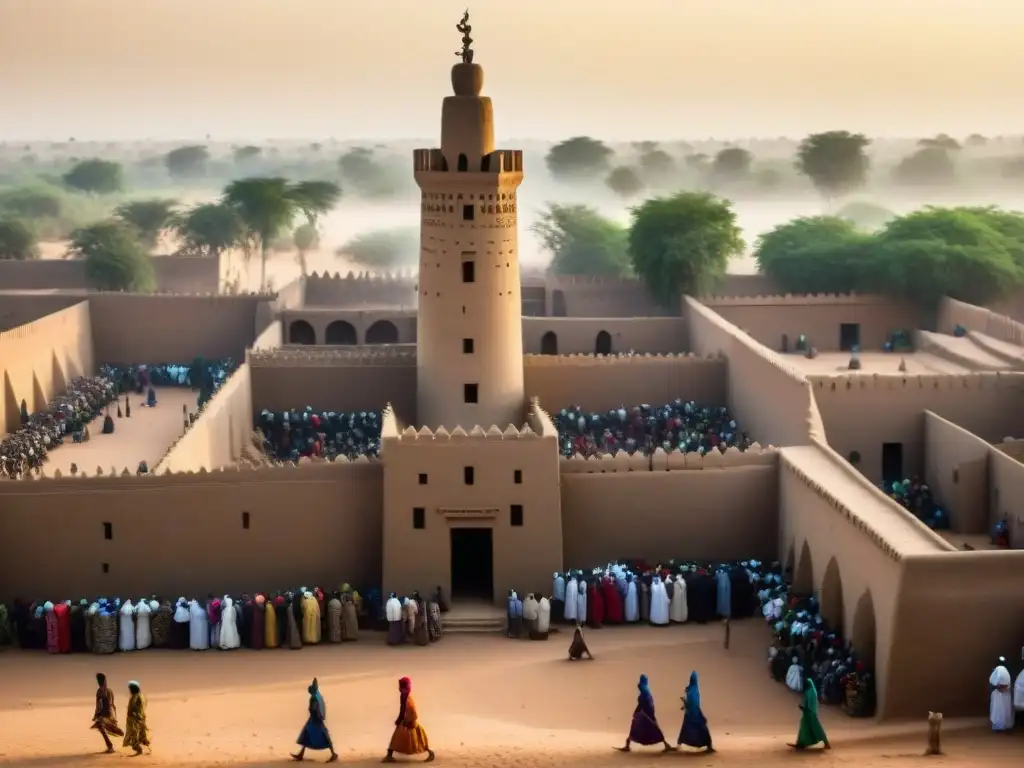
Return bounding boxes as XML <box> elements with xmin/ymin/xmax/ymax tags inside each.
<box><xmin>785</xmin><ymin>351</ymin><xmax>977</xmax><ymax>377</ymax></box>
<box><xmin>42</xmin><ymin>387</ymin><xmax>197</xmax><ymax>475</ymax></box>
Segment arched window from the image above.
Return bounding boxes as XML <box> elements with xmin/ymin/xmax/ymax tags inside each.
<box><xmin>541</xmin><ymin>331</ymin><xmax>558</xmax><ymax>355</ymax></box>
<box><xmin>457</xmin><ymin>154</ymin><xmax>468</xmax><ymax>172</ymax></box>
<box><xmin>288</xmin><ymin>320</ymin><xmax>316</xmax><ymax>345</ymax></box>
<box><xmin>366</xmin><ymin>320</ymin><xmax>400</xmax><ymax>344</ymax></box>
<box><xmin>324</xmin><ymin>320</ymin><xmax>357</xmax><ymax>345</ymax></box>
<box><xmin>552</xmin><ymin>290</ymin><xmax>567</xmax><ymax>317</ymax></box>
<box><xmin>595</xmin><ymin>330</ymin><xmax>612</xmax><ymax>355</ymax></box>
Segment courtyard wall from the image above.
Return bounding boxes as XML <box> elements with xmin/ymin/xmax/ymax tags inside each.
<box><xmin>521</xmin><ymin>317</ymin><xmax>687</xmax><ymax>355</ymax></box>
<box><xmin>937</xmin><ymin>296</ymin><xmax>1024</xmax><ymax>346</ymax></box>
<box><xmin>0</xmin><ymin>255</ymin><xmax>221</xmax><ymax>293</ymax></box>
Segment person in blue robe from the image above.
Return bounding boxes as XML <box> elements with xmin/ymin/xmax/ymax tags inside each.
<box><xmin>677</xmin><ymin>671</ymin><xmax>713</xmax><ymax>752</ymax></box>
<box><xmin>292</xmin><ymin>678</ymin><xmax>339</xmax><ymax>762</ymax></box>
<box><xmin>145</xmin><ymin>386</ymin><xmax>158</xmax><ymax>408</ymax></box>
<box><xmin>715</xmin><ymin>568</ymin><xmax>731</xmax><ymax>618</ymax></box>
<box><xmin>616</xmin><ymin>674</ymin><xmax>675</xmax><ymax>753</ymax></box>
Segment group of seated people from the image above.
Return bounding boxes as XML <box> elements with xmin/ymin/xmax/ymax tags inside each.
<box><xmin>100</xmin><ymin>359</ymin><xmax>236</xmax><ymax>411</ymax></box>
<box><xmin>554</xmin><ymin>401</ymin><xmax>753</xmax><ymax>458</ymax></box>
<box><xmin>883</xmin><ymin>478</ymin><xmax>950</xmax><ymax>530</ymax></box>
<box><xmin>759</xmin><ymin>581</ymin><xmax>876</xmax><ymax>718</ymax></box>
<box><xmin>0</xmin><ymin>376</ymin><xmax>117</xmax><ymax>479</ymax></box>
<box><xmin>0</xmin><ymin>583</ymin><xmax>419</xmax><ymax>654</ymax></box>
<box><xmin>257</xmin><ymin>407</ymin><xmax>383</xmax><ymax>463</ymax></box>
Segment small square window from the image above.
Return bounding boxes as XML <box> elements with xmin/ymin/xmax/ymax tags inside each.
<box><xmin>101</xmin><ymin>562</ymin><xmax>110</xmax><ymax>574</ymax></box>
<box><xmin>514</xmin><ymin>469</ymin><xmax>522</xmax><ymax>484</ymax></box>
<box><xmin>103</xmin><ymin>522</ymin><xmax>113</xmax><ymax>540</ymax></box>
<box><xmin>241</xmin><ymin>511</ymin><xmax>250</xmax><ymax>529</ymax></box>
<box><xmin>464</xmin><ymin>466</ymin><xmax>475</xmax><ymax>485</ymax></box>
<box><xmin>413</xmin><ymin>507</ymin><xmax>426</xmax><ymax>529</ymax></box>
<box><xmin>462</xmin><ymin>260</ymin><xmax>475</xmax><ymax>282</ymax></box>
<box><xmin>418</xmin><ymin>473</ymin><xmax>428</xmax><ymax>485</ymax></box>
<box><xmin>511</xmin><ymin>504</ymin><xmax>524</xmax><ymax>526</ymax></box>
<box><xmin>463</xmin><ymin>338</ymin><xmax>474</xmax><ymax>354</ymax></box>
<box><xmin>464</xmin><ymin>383</ymin><xmax>478</xmax><ymax>403</ymax></box>
<box><xmin>462</xmin><ymin>204</ymin><xmax>474</xmax><ymax>221</ymax></box>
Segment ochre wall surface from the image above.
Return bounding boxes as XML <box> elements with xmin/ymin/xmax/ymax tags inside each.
<box><xmin>938</xmin><ymin>296</ymin><xmax>1024</xmax><ymax>346</ymax></box>
<box><xmin>256</xmin><ymin>278</ymin><xmax>306</xmax><ymax>337</ymax></box>
<box><xmin>0</xmin><ymin>301</ymin><xmax>95</xmax><ymax>434</ymax></box>
<box><xmin>381</xmin><ymin>405</ymin><xmax>563</xmax><ymax>601</ymax></box>
<box><xmin>0</xmin><ymin>462</ymin><xmax>384</xmax><ymax>600</ymax></box>
<box><xmin>154</xmin><ymin>364</ymin><xmax>254</xmax><ymax>474</ymax></box>
<box><xmin>685</xmin><ymin>297</ymin><xmax>823</xmax><ymax>448</ymax></box>
<box><xmin>561</xmin><ymin>451</ymin><xmax>779</xmax><ymax>567</ymax></box>
<box><xmin>524</xmin><ymin>354</ymin><xmax>726</xmax><ymax>413</ymax></box>
<box><xmin>703</xmin><ymin>294</ymin><xmax>923</xmax><ymax>353</ymax></box>
<box><xmin>810</xmin><ymin>373</ymin><xmax>1024</xmax><ymax>483</ymax></box>
<box><xmin>0</xmin><ymin>256</ymin><xmax>220</xmax><ymax>293</ymax></box>
<box><xmin>283</xmin><ymin>310</ymin><xmax>416</xmax><ymax>346</ymax></box>
<box><xmin>304</xmin><ymin>272</ymin><xmax>418</xmax><ymax>309</ymax></box>
<box><xmin>521</xmin><ymin>317</ymin><xmax>687</xmax><ymax>355</ymax></box>
<box><xmin>89</xmin><ymin>293</ymin><xmax>267</xmax><ymax>364</ymax></box>
<box><xmin>0</xmin><ymin>292</ymin><xmax>83</xmax><ymax>331</ymax></box>
<box><xmin>249</xmin><ymin>348</ymin><xmax>417</xmax><ymax>420</ymax></box>
<box><xmin>923</xmin><ymin>411</ymin><xmax>991</xmax><ymax>534</ymax></box>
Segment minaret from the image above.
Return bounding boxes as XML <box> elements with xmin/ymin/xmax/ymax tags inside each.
<box><xmin>413</xmin><ymin>13</ymin><xmax>525</xmax><ymax>429</ymax></box>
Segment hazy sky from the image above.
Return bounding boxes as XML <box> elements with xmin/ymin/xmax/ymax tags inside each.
<box><xmin>1</xmin><ymin>0</ymin><xmax>1022</xmax><ymax>142</ymax></box>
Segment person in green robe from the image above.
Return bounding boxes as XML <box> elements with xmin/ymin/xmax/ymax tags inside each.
<box><xmin>789</xmin><ymin>675</ymin><xmax>830</xmax><ymax>750</ymax></box>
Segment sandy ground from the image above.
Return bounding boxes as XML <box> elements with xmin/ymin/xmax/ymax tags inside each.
<box><xmin>43</xmin><ymin>388</ymin><xmax>196</xmax><ymax>476</ymax></box>
<box><xmin>0</xmin><ymin>622</ymin><xmax>1017</xmax><ymax>768</ymax></box>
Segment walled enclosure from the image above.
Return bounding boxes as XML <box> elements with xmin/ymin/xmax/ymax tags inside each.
<box><xmin>0</xmin><ymin>255</ymin><xmax>221</xmax><ymax>294</ymax></box>
<box><xmin>0</xmin><ymin>462</ymin><xmax>383</xmax><ymax>600</ymax></box>
<box><xmin>703</xmin><ymin>294</ymin><xmax>924</xmax><ymax>353</ymax></box>
<box><xmin>561</xmin><ymin>446</ymin><xmax>779</xmax><ymax>567</ymax></box>
<box><xmin>810</xmin><ymin>373</ymin><xmax>1024</xmax><ymax>483</ymax></box>
<box><xmin>381</xmin><ymin>402</ymin><xmax>563</xmax><ymax>602</ymax></box>
<box><xmin>924</xmin><ymin>410</ymin><xmax>1024</xmax><ymax>542</ymax></box>
<box><xmin>938</xmin><ymin>296</ymin><xmax>1024</xmax><ymax>346</ymax></box>
<box><xmin>1</xmin><ymin>301</ymin><xmax>95</xmax><ymax>434</ymax></box>
<box><xmin>521</xmin><ymin>317</ymin><xmax>687</xmax><ymax>355</ymax></box>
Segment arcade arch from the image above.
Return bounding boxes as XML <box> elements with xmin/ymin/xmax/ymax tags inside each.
<box><xmin>793</xmin><ymin>540</ymin><xmax>814</xmax><ymax>595</ymax></box>
<box><xmin>820</xmin><ymin>556</ymin><xmax>845</xmax><ymax>635</ymax></box>
<box><xmin>595</xmin><ymin>330</ymin><xmax>613</xmax><ymax>355</ymax></box>
<box><xmin>366</xmin><ymin>320</ymin><xmax>400</xmax><ymax>344</ymax></box>
<box><xmin>325</xmin><ymin>320</ymin><xmax>358</xmax><ymax>345</ymax></box>
<box><xmin>541</xmin><ymin>331</ymin><xmax>558</xmax><ymax>355</ymax></box>
<box><xmin>851</xmin><ymin>589</ymin><xmax>877</xmax><ymax>667</ymax></box>
<box><xmin>288</xmin><ymin>320</ymin><xmax>316</xmax><ymax>345</ymax></box>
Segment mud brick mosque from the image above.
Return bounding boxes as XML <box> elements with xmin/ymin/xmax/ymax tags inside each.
<box><xmin>3</xmin><ymin>34</ymin><xmax>1024</xmax><ymax>721</ymax></box>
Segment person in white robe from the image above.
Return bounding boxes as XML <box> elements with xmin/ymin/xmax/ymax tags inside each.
<box><xmin>219</xmin><ymin>596</ymin><xmax>240</xmax><ymax>649</ymax></box>
<box><xmin>536</xmin><ymin>596</ymin><xmax>551</xmax><ymax>639</ymax></box>
<box><xmin>135</xmin><ymin>599</ymin><xmax>153</xmax><ymax>650</ymax></box>
<box><xmin>670</xmin><ymin>574</ymin><xmax>688</xmax><ymax>624</ymax></box>
<box><xmin>576</xmin><ymin>579</ymin><xmax>588</xmax><ymax>625</ymax></box>
<box><xmin>385</xmin><ymin>593</ymin><xmax>404</xmax><ymax>645</ymax></box>
<box><xmin>523</xmin><ymin>594</ymin><xmax>540</xmax><ymax>638</ymax></box>
<box><xmin>624</xmin><ymin>575</ymin><xmax>640</xmax><ymax>623</ymax></box>
<box><xmin>1013</xmin><ymin>662</ymin><xmax>1024</xmax><ymax>715</ymax></box>
<box><xmin>649</xmin><ymin>576</ymin><xmax>670</xmax><ymax>626</ymax></box>
<box><xmin>989</xmin><ymin>658</ymin><xmax>1014</xmax><ymax>731</ymax></box>
<box><xmin>118</xmin><ymin>600</ymin><xmax>136</xmax><ymax>651</ymax></box>
<box><xmin>785</xmin><ymin>657</ymin><xmax>803</xmax><ymax>693</ymax></box>
<box><xmin>564</xmin><ymin>573</ymin><xmax>579</xmax><ymax>624</ymax></box>
<box><xmin>188</xmin><ymin>599</ymin><xmax>209</xmax><ymax>650</ymax></box>
<box><xmin>405</xmin><ymin>597</ymin><xmax>418</xmax><ymax>640</ymax></box>
<box><xmin>552</xmin><ymin>572</ymin><xmax>566</xmax><ymax>623</ymax></box>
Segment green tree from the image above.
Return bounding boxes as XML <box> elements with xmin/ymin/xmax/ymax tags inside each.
<box><xmin>835</xmin><ymin>201</ymin><xmax>894</xmax><ymax>230</ymax></box>
<box><xmin>0</xmin><ymin>218</ymin><xmax>39</xmax><ymax>260</ymax></box>
<box><xmin>68</xmin><ymin>221</ymin><xmax>155</xmax><ymax>292</ymax></box>
<box><xmin>918</xmin><ymin>134</ymin><xmax>961</xmax><ymax>151</ymax></box>
<box><xmin>712</xmin><ymin>147</ymin><xmax>753</xmax><ymax>181</ymax></box>
<box><xmin>545</xmin><ymin>136</ymin><xmax>614</xmax><ymax>180</ymax></box>
<box><xmin>222</xmin><ymin>177</ymin><xmax>298</xmax><ymax>291</ymax></box>
<box><xmin>113</xmin><ymin>198</ymin><xmax>178</xmax><ymax>250</ymax></box>
<box><xmin>628</xmin><ymin>191</ymin><xmax>745</xmax><ymax>305</ymax></box>
<box><xmin>892</xmin><ymin>147</ymin><xmax>957</xmax><ymax>186</ymax></box>
<box><xmin>164</xmin><ymin>145</ymin><xmax>210</xmax><ymax>179</ymax></box>
<box><xmin>292</xmin><ymin>222</ymin><xmax>319</xmax><ymax>277</ymax></box>
<box><xmin>289</xmin><ymin>180</ymin><xmax>341</xmax><ymax>227</ymax></box>
<box><xmin>795</xmin><ymin>131</ymin><xmax>871</xmax><ymax>205</ymax></box>
<box><xmin>233</xmin><ymin>145</ymin><xmax>262</xmax><ymax>164</ymax></box>
<box><xmin>172</xmin><ymin>202</ymin><xmax>245</xmax><ymax>259</ymax></box>
<box><xmin>62</xmin><ymin>158</ymin><xmax>124</xmax><ymax>194</ymax></box>
<box><xmin>0</xmin><ymin>184</ymin><xmax>62</xmax><ymax>219</ymax></box>
<box><xmin>336</xmin><ymin>227</ymin><xmax>419</xmax><ymax>270</ymax></box>
<box><xmin>531</xmin><ymin>203</ymin><xmax>630</xmax><ymax>277</ymax></box>
<box><xmin>754</xmin><ymin>216</ymin><xmax>871</xmax><ymax>294</ymax></box>
<box><xmin>957</xmin><ymin>206</ymin><xmax>1024</xmax><ymax>267</ymax></box>
<box><xmin>638</xmin><ymin>149</ymin><xmax>676</xmax><ymax>186</ymax></box>
<box><xmin>605</xmin><ymin>166</ymin><xmax>644</xmax><ymax>198</ymax></box>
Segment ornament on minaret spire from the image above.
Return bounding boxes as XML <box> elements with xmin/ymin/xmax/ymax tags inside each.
<box><xmin>455</xmin><ymin>10</ymin><xmax>474</xmax><ymax>64</ymax></box>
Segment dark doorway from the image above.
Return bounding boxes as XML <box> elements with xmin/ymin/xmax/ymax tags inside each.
<box><xmin>365</xmin><ymin>320</ymin><xmax>399</xmax><ymax>344</ymax></box>
<box><xmin>882</xmin><ymin>442</ymin><xmax>903</xmax><ymax>486</ymax></box>
<box><xmin>840</xmin><ymin>323</ymin><xmax>861</xmax><ymax>352</ymax></box>
<box><xmin>552</xmin><ymin>290</ymin><xmax>567</xmax><ymax>317</ymax></box>
<box><xmin>289</xmin><ymin>320</ymin><xmax>316</xmax><ymax>345</ymax></box>
<box><xmin>541</xmin><ymin>331</ymin><xmax>558</xmax><ymax>355</ymax></box>
<box><xmin>595</xmin><ymin>330</ymin><xmax>612</xmax><ymax>355</ymax></box>
<box><xmin>450</xmin><ymin>527</ymin><xmax>494</xmax><ymax>601</ymax></box>
<box><xmin>325</xmin><ymin>320</ymin><xmax>357</xmax><ymax>345</ymax></box>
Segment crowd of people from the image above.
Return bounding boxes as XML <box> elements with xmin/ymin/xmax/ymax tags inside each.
<box><xmin>0</xmin><ymin>359</ymin><xmax>236</xmax><ymax>480</ymax></box>
<box><xmin>0</xmin><ymin>584</ymin><xmax>450</xmax><ymax>654</ymax></box>
<box><xmin>553</xmin><ymin>400</ymin><xmax>753</xmax><ymax>458</ymax></box>
<box><xmin>758</xmin><ymin>579</ymin><xmax>876</xmax><ymax>718</ymax></box>
<box><xmin>0</xmin><ymin>375</ymin><xmax>117</xmax><ymax>479</ymax></box>
<box><xmin>882</xmin><ymin>477</ymin><xmax>950</xmax><ymax>530</ymax></box>
<box><xmin>257</xmin><ymin>407</ymin><xmax>383</xmax><ymax>462</ymax></box>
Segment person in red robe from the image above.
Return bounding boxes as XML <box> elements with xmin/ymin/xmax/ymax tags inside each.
<box><xmin>54</xmin><ymin>600</ymin><xmax>72</xmax><ymax>652</ymax></box>
<box><xmin>602</xmin><ymin>576</ymin><xmax>624</xmax><ymax>624</ymax></box>
<box><xmin>587</xmin><ymin>578</ymin><xmax>605</xmax><ymax>629</ymax></box>
<box><xmin>44</xmin><ymin>602</ymin><xmax>59</xmax><ymax>653</ymax></box>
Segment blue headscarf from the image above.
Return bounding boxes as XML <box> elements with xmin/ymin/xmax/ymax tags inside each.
<box><xmin>686</xmin><ymin>671</ymin><xmax>701</xmax><ymax>712</ymax></box>
<box><xmin>638</xmin><ymin>674</ymin><xmax>651</xmax><ymax>697</ymax></box>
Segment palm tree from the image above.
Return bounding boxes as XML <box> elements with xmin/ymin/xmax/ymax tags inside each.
<box><xmin>292</xmin><ymin>223</ymin><xmax>319</xmax><ymax>277</ymax></box>
<box><xmin>113</xmin><ymin>198</ymin><xmax>178</xmax><ymax>251</ymax></box>
<box><xmin>172</xmin><ymin>202</ymin><xmax>245</xmax><ymax>259</ymax></box>
<box><xmin>222</xmin><ymin>177</ymin><xmax>298</xmax><ymax>291</ymax></box>
<box><xmin>290</xmin><ymin>180</ymin><xmax>341</xmax><ymax>228</ymax></box>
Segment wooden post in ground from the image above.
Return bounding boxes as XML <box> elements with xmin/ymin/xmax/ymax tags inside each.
<box><xmin>723</xmin><ymin>618</ymin><xmax>731</xmax><ymax>650</ymax></box>
<box><xmin>925</xmin><ymin>711</ymin><xmax>942</xmax><ymax>755</ymax></box>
